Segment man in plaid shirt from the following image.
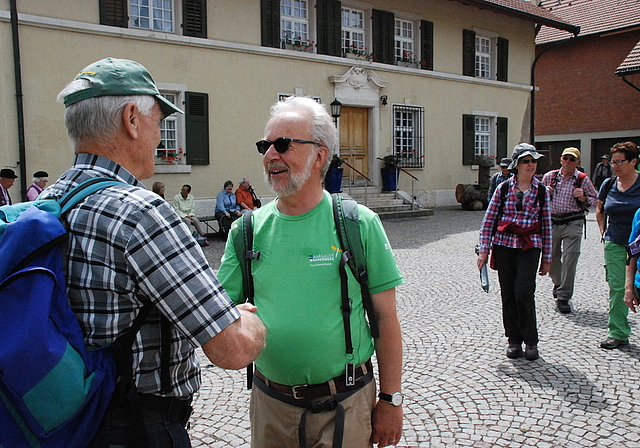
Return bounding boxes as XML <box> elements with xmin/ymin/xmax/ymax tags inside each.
<box><xmin>41</xmin><ymin>58</ymin><xmax>266</xmax><ymax>447</ymax></box>
<box><xmin>541</xmin><ymin>147</ymin><xmax>598</xmax><ymax>313</ymax></box>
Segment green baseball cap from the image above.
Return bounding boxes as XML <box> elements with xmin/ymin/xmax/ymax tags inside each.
<box><xmin>63</xmin><ymin>57</ymin><xmax>184</xmax><ymax>117</ymax></box>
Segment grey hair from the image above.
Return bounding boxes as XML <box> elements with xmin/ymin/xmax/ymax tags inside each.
<box><xmin>32</xmin><ymin>176</ymin><xmax>48</xmax><ymax>183</ymax></box>
<box><xmin>239</xmin><ymin>178</ymin><xmax>249</xmax><ymax>185</ymax></box>
<box><xmin>268</xmin><ymin>96</ymin><xmax>337</xmax><ymax>176</ymax></box>
<box><xmin>57</xmin><ymin>79</ymin><xmax>156</xmax><ymax>150</ymax></box>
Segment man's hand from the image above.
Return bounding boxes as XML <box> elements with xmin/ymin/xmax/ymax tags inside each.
<box><xmin>539</xmin><ymin>262</ymin><xmax>550</xmax><ymax>276</ymax></box>
<box><xmin>624</xmin><ymin>289</ymin><xmax>638</xmax><ymax>312</ymax></box>
<box><xmin>371</xmin><ymin>401</ymin><xmax>403</xmax><ymax>446</ymax></box>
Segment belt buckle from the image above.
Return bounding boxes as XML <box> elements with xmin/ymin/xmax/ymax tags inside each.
<box><xmin>291</xmin><ymin>384</ymin><xmax>308</xmax><ymax>399</ymax></box>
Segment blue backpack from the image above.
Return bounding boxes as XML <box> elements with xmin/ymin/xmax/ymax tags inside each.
<box><xmin>0</xmin><ymin>178</ymin><xmax>152</xmax><ymax>448</ymax></box>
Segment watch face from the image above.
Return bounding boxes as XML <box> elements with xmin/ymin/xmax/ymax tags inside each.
<box><xmin>391</xmin><ymin>393</ymin><xmax>403</xmax><ymax>406</ymax></box>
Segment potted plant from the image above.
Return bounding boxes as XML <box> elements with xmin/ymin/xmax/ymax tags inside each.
<box><xmin>324</xmin><ymin>154</ymin><xmax>345</xmax><ymax>193</ymax></box>
<box><xmin>381</xmin><ymin>154</ymin><xmax>400</xmax><ymax>191</ymax></box>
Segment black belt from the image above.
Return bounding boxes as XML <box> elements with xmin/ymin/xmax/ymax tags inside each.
<box><xmin>551</xmin><ymin>212</ymin><xmax>585</xmax><ymax>225</ymax></box>
<box><xmin>254</xmin><ymin>359</ymin><xmax>372</xmax><ymax>400</ymax></box>
<box><xmin>111</xmin><ymin>394</ymin><xmax>193</xmax><ymax>427</ymax></box>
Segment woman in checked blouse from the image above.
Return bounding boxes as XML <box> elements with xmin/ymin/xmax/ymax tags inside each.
<box><xmin>477</xmin><ymin>143</ymin><xmax>553</xmax><ymax>361</ymax></box>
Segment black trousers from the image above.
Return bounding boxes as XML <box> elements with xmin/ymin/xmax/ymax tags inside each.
<box><xmin>493</xmin><ymin>244</ymin><xmax>541</xmax><ymax>345</ymax></box>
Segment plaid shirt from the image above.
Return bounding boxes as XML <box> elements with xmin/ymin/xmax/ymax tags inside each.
<box><xmin>541</xmin><ymin>169</ymin><xmax>598</xmax><ymax>215</ymax></box>
<box><xmin>40</xmin><ymin>154</ymin><xmax>240</xmax><ymax>398</ymax></box>
<box><xmin>479</xmin><ymin>177</ymin><xmax>553</xmax><ymax>263</ymax></box>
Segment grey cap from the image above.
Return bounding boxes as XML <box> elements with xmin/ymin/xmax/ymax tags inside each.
<box><xmin>499</xmin><ymin>158</ymin><xmax>512</xmax><ymax>167</ymax></box>
<box><xmin>508</xmin><ymin>143</ymin><xmax>543</xmax><ymax>170</ymax></box>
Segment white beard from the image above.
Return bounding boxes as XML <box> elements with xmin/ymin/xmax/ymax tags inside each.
<box><xmin>264</xmin><ymin>149</ymin><xmax>315</xmax><ymax>197</ymax></box>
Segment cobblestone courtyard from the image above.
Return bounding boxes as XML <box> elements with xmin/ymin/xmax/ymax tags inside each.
<box><xmin>192</xmin><ymin>207</ymin><xmax>640</xmax><ymax>447</ymax></box>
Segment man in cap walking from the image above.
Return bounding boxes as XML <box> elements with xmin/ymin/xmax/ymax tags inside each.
<box><xmin>541</xmin><ymin>147</ymin><xmax>598</xmax><ymax>313</ymax></box>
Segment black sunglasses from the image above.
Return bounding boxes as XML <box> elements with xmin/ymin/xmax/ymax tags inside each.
<box><xmin>256</xmin><ymin>137</ymin><xmax>320</xmax><ymax>155</ymax></box>
<box><xmin>516</xmin><ymin>190</ymin><xmax>524</xmax><ymax>211</ymax></box>
<box><xmin>562</xmin><ymin>155</ymin><xmax>577</xmax><ymax>162</ymax></box>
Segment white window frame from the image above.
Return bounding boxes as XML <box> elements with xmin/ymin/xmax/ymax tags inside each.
<box><xmin>130</xmin><ymin>0</ymin><xmax>175</xmax><ymax>33</ymax></box>
<box><xmin>154</xmin><ymin>85</ymin><xmax>187</xmax><ymax>171</ymax></box>
<box><xmin>472</xmin><ymin>110</ymin><xmax>499</xmax><ymax>159</ymax></box>
<box><xmin>342</xmin><ymin>7</ymin><xmax>366</xmax><ymax>56</ymax></box>
<box><xmin>473</xmin><ymin>28</ymin><xmax>499</xmax><ymax>80</ymax></box>
<box><xmin>281</xmin><ymin>0</ymin><xmax>312</xmax><ymax>49</ymax></box>
<box><xmin>394</xmin><ymin>18</ymin><xmax>416</xmax><ymax>64</ymax></box>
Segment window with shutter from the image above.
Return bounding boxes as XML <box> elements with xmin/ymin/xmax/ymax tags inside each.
<box><xmin>261</xmin><ymin>0</ymin><xmax>281</xmax><ymax>48</ymax></box>
<box><xmin>420</xmin><ymin>20</ymin><xmax>433</xmax><ymax>70</ymax></box>
<box><xmin>185</xmin><ymin>92</ymin><xmax>210</xmax><ymax>166</ymax></box>
<box><xmin>100</xmin><ymin>0</ymin><xmax>128</xmax><ymax>28</ymax></box>
<box><xmin>372</xmin><ymin>9</ymin><xmax>394</xmax><ymax>65</ymax></box>
<box><xmin>497</xmin><ymin>37</ymin><xmax>509</xmax><ymax>82</ymax></box>
<box><xmin>183</xmin><ymin>0</ymin><xmax>207</xmax><ymax>38</ymax></box>
<box><xmin>462</xmin><ymin>29</ymin><xmax>476</xmax><ymax>77</ymax></box>
<box><xmin>462</xmin><ymin>114</ymin><xmax>508</xmax><ymax>165</ymax></box>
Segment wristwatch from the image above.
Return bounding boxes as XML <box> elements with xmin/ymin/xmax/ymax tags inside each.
<box><xmin>378</xmin><ymin>392</ymin><xmax>403</xmax><ymax>406</ymax></box>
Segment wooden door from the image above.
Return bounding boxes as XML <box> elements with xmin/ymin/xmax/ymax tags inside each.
<box><xmin>339</xmin><ymin>107</ymin><xmax>369</xmax><ymax>183</ymax></box>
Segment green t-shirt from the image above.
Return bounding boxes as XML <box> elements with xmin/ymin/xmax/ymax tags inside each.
<box><xmin>218</xmin><ymin>192</ymin><xmax>403</xmax><ymax>385</ymax></box>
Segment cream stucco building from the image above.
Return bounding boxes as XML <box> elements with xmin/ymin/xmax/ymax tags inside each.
<box><xmin>0</xmin><ymin>0</ymin><xmax>576</xmax><ymax>206</ymax></box>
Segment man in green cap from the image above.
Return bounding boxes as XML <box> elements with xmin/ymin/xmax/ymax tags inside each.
<box><xmin>40</xmin><ymin>58</ymin><xmax>265</xmax><ymax>447</ymax></box>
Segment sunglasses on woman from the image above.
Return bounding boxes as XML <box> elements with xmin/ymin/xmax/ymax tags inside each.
<box><xmin>519</xmin><ymin>158</ymin><xmax>537</xmax><ymax>164</ymax></box>
<box><xmin>256</xmin><ymin>137</ymin><xmax>320</xmax><ymax>155</ymax></box>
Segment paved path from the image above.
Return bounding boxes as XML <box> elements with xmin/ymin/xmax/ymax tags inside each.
<box><xmin>192</xmin><ymin>208</ymin><xmax>640</xmax><ymax>447</ymax></box>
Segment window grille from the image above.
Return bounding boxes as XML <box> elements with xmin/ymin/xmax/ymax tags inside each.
<box><xmin>393</xmin><ymin>105</ymin><xmax>424</xmax><ymax>168</ymax></box>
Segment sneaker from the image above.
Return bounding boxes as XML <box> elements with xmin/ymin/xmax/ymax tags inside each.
<box><xmin>524</xmin><ymin>344</ymin><xmax>539</xmax><ymax>361</ymax></box>
<box><xmin>557</xmin><ymin>299</ymin><xmax>571</xmax><ymax>314</ymax></box>
<box><xmin>506</xmin><ymin>343</ymin><xmax>522</xmax><ymax>359</ymax></box>
<box><xmin>600</xmin><ymin>337</ymin><xmax>629</xmax><ymax>350</ymax></box>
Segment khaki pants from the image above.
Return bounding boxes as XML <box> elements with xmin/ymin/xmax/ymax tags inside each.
<box><xmin>250</xmin><ymin>378</ymin><xmax>376</xmax><ymax>448</ymax></box>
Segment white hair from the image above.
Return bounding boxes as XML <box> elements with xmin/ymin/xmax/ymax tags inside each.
<box><xmin>268</xmin><ymin>96</ymin><xmax>337</xmax><ymax>176</ymax></box>
<box><xmin>57</xmin><ymin>79</ymin><xmax>156</xmax><ymax>150</ymax></box>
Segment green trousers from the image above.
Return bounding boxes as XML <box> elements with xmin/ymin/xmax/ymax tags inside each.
<box><xmin>604</xmin><ymin>241</ymin><xmax>631</xmax><ymax>340</ymax></box>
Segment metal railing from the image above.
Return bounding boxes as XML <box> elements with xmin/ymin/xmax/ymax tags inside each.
<box><xmin>376</xmin><ymin>157</ymin><xmax>420</xmax><ymax>210</ymax></box>
<box><xmin>342</xmin><ymin>160</ymin><xmax>371</xmax><ymax>205</ymax></box>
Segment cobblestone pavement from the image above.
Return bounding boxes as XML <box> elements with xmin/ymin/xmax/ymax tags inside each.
<box><xmin>191</xmin><ymin>208</ymin><xmax>640</xmax><ymax>447</ymax></box>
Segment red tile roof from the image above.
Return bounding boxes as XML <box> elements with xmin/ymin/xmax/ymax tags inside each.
<box><xmin>453</xmin><ymin>0</ymin><xmax>580</xmax><ymax>34</ymax></box>
<box><xmin>537</xmin><ymin>0</ymin><xmax>640</xmax><ymax>44</ymax></box>
<box><xmin>616</xmin><ymin>39</ymin><xmax>640</xmax><ymax>75</ymax></box>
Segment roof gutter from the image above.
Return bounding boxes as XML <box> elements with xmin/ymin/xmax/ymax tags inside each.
<box><xmin>457</xmin><ymin>0</ymin><xmax>580</xmax><ymax>36</ymax></box>
<box><xmin>619</xmin><ymin>74</ymin><xmax>640</xmax><ymax>94</ymax></box>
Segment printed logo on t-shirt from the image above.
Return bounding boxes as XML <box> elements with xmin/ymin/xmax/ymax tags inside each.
<box><xmin>309</xmin><ymin>246</ymin><xmax>342</xmax><ymax>267</ymax></box>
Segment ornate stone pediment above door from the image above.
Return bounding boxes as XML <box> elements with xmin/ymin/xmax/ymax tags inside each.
<box><xmin>329</xmin><ymin>67</ymin><xmax>388</xmax><ymax>107</ymax></box>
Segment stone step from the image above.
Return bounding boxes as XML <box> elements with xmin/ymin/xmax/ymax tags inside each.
<box><xmin>377</xmin><ymin>208</ymin><xmax>435</xmax><ymax>220</ymax></box>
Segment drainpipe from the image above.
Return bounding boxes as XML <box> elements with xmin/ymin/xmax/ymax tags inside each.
<box><xmin>620</xmin><ymin>74</ymin><xmax>640</xmax><ymax>93</ymax></box>
<box><xmin>530</xmin><ymin>34</ymin><xmax>579</xmax><ymax>144</ymax></box>
<box><xmin>10</xmin><ymin>0</ymin><xmax>27</xmax><ymax>202</ymax></box>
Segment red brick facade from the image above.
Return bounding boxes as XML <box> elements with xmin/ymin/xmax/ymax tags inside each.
<box><xmin>535</xmin><ymin>30</ymin><xmax>640</xmax><ymax>136</ymax></box>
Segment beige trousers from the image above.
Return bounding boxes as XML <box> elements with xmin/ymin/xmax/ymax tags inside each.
<box><xmin>250</xmin><ymin>378</ymin><xmax>376</xmax><ymax>448</ymax></box>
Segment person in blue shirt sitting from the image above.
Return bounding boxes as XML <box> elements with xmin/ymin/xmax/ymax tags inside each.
<box><xmin>215</xmin><ymin>180</ymin><xmax>242</xmax><ymax>237</ymax></box>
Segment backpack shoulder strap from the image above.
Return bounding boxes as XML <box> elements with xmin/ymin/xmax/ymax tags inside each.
<box><xmin>232</xmin><ymin>210</ymin><xmax>259</xmax><ymax>304</ymax></box>
<box><xmin>331</xmin><ymin>194</ymin><xmax>379</xmax><ymax>339</ymax></box>
<box><xmin>58</xmin><ymin>177</ymin><xmax>124</xmax><ymax>213</ymax></box>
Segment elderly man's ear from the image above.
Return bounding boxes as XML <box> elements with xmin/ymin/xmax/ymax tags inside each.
<box><xmin>122</xmin><ymin>103</ymin><xmax>141</xmax><ymax>139</ymax></box>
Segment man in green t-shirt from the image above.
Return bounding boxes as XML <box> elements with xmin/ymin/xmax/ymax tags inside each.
<box><xmin>218</xmin><ymin>96</ymin><xmax>404</xmax><ymax>448</ymax></box>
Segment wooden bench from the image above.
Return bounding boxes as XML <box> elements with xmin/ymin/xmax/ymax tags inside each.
<box><xmin>198</xmin><ymin>215</ymin><xmax>221</xmax><ymax>237</ymax></box>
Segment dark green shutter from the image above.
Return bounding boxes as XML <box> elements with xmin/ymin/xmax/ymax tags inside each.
<box><xmin>497</xmin><ymin>117</ymin><xmax>508</xmax><ymax>160</ymax></box>
<box><xmin>497</xmin><ymin>37</ymin><xmax>509</xmax><ymax>82</ymax></box>
<box><xmin>99</xmin><ymin>0</ymin><xmax>128</xmax><ymax>28</ymax></box>
<box><xmin>463</xmin><ymin>29</ymin><xmax>476</xmax><ymax>77</ymax></box>
<box><xmin>463</xmin><ymin>114</ymin><xmax>476</xmax><ymax>165</ymax></box>
<box><xmin>316</xmin><ymin>0</ymin><xmax>342</xmax><ymax>56</ymax></box>
<box><xmin>420</xmin><ymin>20</ymin><xmax>434</xmax><ymax>70</ymax></box>
<box><xmin>183</xmin><ymin>0</ymin><xmax>207</xmax><ymax>38</ymax></box>
<box><xmin>261</xmin><ymin>0</ymin><xmax>281</xmax><ymax>48</ymax></box>
<box><xmin>372</xmin><ymin>9</ymin><xmax>395</xmax><ymax>65</ymax></box>
<box><xmin>185</xmin><ymin>92</ymin><xmax>209</xmax><ymax>165</ymax></box>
